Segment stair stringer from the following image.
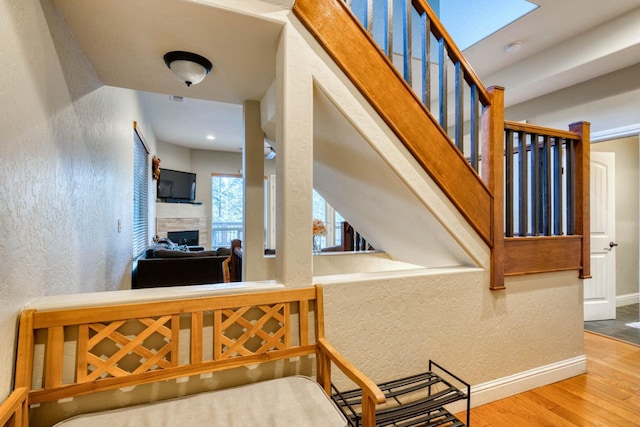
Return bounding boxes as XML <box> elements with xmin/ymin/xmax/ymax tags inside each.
<box><xmin>311</xmin><ymin>77</ymin><xmax>488</xmax><ymax>270</ymax></box>
<box><xmin>276</xmin><ymin>12</ymin><xmax>490</xmax><ymax>270</ymax></box>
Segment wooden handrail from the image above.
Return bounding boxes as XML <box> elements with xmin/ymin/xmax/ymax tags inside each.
<box><xmin>294</xmin><ymin>0</ymin><xmax>494</xmax><ymax>246</ymax></box>
<box><xmin>505</xmin><ymin>120</ymin><xmax>581</xmax><ymax>140</ymax></box>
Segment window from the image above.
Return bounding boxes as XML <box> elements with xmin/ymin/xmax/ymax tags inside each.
<box><xmin>133</xmin><ymin>124</ymin><xmax>149</xmax><ymax>258</ymax></box>
<box><xmin>313</xmin><ymin>189</ymin><xmax>344</xmax><ymax>250</ymax></box>
<box><xmin>211</xmin><ymin>174</ymin><xmax>244</xmax><ymax>248</ymax></box>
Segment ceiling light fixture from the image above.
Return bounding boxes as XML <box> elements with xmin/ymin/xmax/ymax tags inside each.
<box><xmin>163</xmin><ymin>51</ymin><xmax>212</xmax><ymax>87</ymax></box>
<box><xmin>505</xmin><ymin>42</ymin><xmax>523</xmax><ymax>54</ymax></box>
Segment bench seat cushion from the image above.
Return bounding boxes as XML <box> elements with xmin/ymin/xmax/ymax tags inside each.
<box><xmin>54</xmin><ymin>376</ymin><xmax>347</xmax><ymax>426</ymax></box>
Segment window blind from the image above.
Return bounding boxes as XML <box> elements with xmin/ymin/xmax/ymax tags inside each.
<box><xmin>133</xmin><ymin>126</ymin><xmax>149</xmax><ymax>258</ymax></box>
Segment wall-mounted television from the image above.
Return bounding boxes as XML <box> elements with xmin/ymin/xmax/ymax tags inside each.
<box><xmin>157</xmin><ymin>168</ymin><xmax>196</xmax><ymax>202</ymax></box>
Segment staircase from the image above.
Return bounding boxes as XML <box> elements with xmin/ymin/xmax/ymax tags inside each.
<box><xmin>294</xmin><ymin>0</ymin><xmax>590</xmax><ymax>289</ymax></box>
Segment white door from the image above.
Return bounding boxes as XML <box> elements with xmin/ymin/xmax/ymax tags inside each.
<box><xmin>584</xmin><ymin>152</ymin><xmax>616</xmax><ymax>321</ymax></box>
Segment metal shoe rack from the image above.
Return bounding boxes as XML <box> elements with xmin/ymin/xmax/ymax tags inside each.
<box><xmin>331</xmin><ymin>360</ymin><xmax>470</xmax><ymax>427</ymax></box>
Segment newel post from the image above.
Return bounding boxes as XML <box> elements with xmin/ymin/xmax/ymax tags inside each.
<box><xmin>481</xmin><ymin>86</ymin><xmax>506</xmax><ymax>290</ymax></box>
<box><xmin>570</xmin><ymin>121</ymin><xmax>591</xmax><ymax>279</ymax></box>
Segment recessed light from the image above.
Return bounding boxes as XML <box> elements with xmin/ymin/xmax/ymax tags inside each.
<box><xmin>206</xmin><ymin>135</ymin><xmax>215</xmax><ymax>140</ymax></box>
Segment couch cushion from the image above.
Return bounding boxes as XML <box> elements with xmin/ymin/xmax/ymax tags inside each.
<box><xmin>54</xmin><ymin>376</ymin><xmax>347</xmax><ymax>426</ymax></box>
<box><xmin>152</xmin><ymin>249</ymin><xmax>219</xmax><ymax>258</ymax></box>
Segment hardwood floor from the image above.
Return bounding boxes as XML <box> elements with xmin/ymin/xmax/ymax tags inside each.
<box><xmin>456</xmin><ymin>331</ymin><xmax>640</xmax><ymax>426</ymax></box>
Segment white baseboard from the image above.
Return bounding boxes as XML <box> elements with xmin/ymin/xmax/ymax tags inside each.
<box><xmin>617</xmin><ymin>293</ymin><xmax>639</xmax><ymax>307</ymax></box>
<box><xmin>445</xmin><ymin>355</ymin><xmax>587</xmax><ymax>413</ymax></box>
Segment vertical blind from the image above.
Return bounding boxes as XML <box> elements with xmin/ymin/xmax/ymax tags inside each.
<box><xmin>133</xmin><ymin>125</ymin><xmax>149</xmax><ymax>258</ymax></box>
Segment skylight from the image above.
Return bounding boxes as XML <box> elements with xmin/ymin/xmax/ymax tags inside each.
<box><xmin>352</xmin><ymin>0</ymin><xmax>538</xmax><ymax>54</ymax></box>
<box><xmin>436</xmin><ymin>0</ymin><xmax>538</xmax><ymax>50</ymax></box>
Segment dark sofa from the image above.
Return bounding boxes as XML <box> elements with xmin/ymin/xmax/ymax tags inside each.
<box><xmin>133</xmin><ymin>242</ymin><xmax>230</xmax><ymax>288</ymax></box>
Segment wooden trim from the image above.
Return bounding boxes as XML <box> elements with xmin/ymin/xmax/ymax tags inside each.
<box><xmin>31</xmin><ymin>287</ymin><xmax>316</xmax><ymax>329</ymax></box>
<box><xmin>0</xmin><ymin>387</ymin><xmax>28</xmax><ymax>427</ymax></box>
<box><xmin>14</xmin><ymin>311</ymin><xmax>34</xmax><ymax>390</ymax></box>
<box><xmin>133</xmin><ymin>121</ymin><xmax>150</xmax><ymax>154</ymax></box>
<box><xmin>28</xmin><ymin>346</ymin><xmax>318</xmax><ymax>405</ymax></box>
<box><xmin>294</xmin><ymin>0</ymin><xmax>493</xmax><ymax>245</ymax></box>
<box><xmin>504</xmin><ymin>236</ymin><xmax>584</xmax><ymax>276</ymax></box>
<box><xmin>483</xmin><ymin>86</ymin><xmax>505</xmax><ymax>290</ymax></box>
<box><xmin>44</xmin><ymin>327</ymin><xmax>64</xmax><ymax>389</ymax></box>
<box><xmin>505</xmin><ymin>121</ymin><xmax>581</xmax><ymax>140</ymax></box>
<box><xmin>570</xmin><ymin>121</ymin><xmax>591</xmax><ymax>279</ymax></box>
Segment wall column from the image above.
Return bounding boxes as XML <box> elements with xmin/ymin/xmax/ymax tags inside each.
<box><xmin>275</xmin><ymin>24</ymin><xmax>313</xmax><ymax>287</ymax></box>
<box><xmin>243</xmin><ymin>100</ymin><xmax>268</xmax><ymax>281</ymax></box>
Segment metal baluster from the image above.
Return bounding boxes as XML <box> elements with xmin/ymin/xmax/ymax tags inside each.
<box><xmin>553</xmin><ymin>137</ymin><xmax>564</xmax><ymax>235</ymax></box>
<box><xmin>402</xmin><ymin>0</ymin><xmax>412</xmax><ymax>85</ymax></box>
<box><xmin>386</xmin><ymin>0</ymin><xmax>394</xmax><ymax>60</ymax></box>
<box><xmin>454</xmin><ymin>62</ymin><xmax>464</xmax><ymax>151</ymax></box>
<box><xmin>505</xmin><ymin>130</ymin><xmax>514</xmax><ymax>237</ymax></box>
<box><xmin>543</xmin><ymin>135</ymin><xmax>552</xmax><ymax>235</ymax></box>
<box><xmin>366</xmin><ymin>0</ymin><xmax>373</xmax><ymax>35</ymax></box>
<box><xmin>420</xmin><ymin>12</ymin><xmax>431</xmax><ymax>106</ymax></box>
<box><xmin>469</xmin><ymin>84</ymin><xmax>479</xmax><ymax>171</ymax></box>
<box><xmin>438</xmin><ymin>38</ymin><xmax>447</xmax><ymax>129</ymax></box>
<box><xmin>566</xmin><ymin>139</ymin><xmax>576</xmax><ymax>235</ymax></box>
<box><xmin>518</xmin><ymin>131</ymin><xmax>528</xmax><ymax>236</ymax></box>
<box><xmin>531</xmin><ymin>134</ymin><xmax>540</xmax><ymax>236</ymax></box>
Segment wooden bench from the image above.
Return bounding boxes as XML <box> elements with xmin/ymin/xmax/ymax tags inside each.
<box><xmin>4</xmin><ymin>285</ymin><xmax>385</xmax><ymax>426</ymax></box>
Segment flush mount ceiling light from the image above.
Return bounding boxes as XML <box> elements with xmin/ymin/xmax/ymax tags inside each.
<box><xmin>163</xmin><ymin>51</ymin><xmax>212</xmax><ymax>87</ymax></box>
<box><xmin>505</xmin><ymin>41</ymin><xmax>523</xmax><ymax>54</ymax></box>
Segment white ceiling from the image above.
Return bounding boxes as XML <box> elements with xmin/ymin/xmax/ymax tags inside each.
<box><xmin>50</xmin><ymin>0</ymin><xmax>640</xmax><ymax>152</ymax></box>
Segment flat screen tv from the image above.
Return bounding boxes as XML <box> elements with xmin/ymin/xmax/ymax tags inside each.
<box><xmin>157</xmin><ymin>168</ymin><xmax>196</xmax><ymax>202</ymax></box>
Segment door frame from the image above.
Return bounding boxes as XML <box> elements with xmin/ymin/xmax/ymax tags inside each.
<box><xmin>591</xmin><ymin>123</ymin><xmax>640</xmax><ymax>307</ymax></box>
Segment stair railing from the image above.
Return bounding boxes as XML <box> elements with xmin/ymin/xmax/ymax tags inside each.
<box><xmin>343</xmin><ymin>0</ymin><xmax>491</xmax><ymax>172</ymax></box>
<box><xmin>295</xmin><ymin>0</ymin><xmax>590</xmax><ymax>289</ymax></box>
<box><xmin>501</xmin><ymin>121</ymin><xmax>591</xmax><ymax>279</ymax></box>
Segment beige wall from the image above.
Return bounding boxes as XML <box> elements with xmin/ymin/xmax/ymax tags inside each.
<box><xmin>322</xmin><ymin>270</ymin><xmax>585</xmax><ymax>391</ymax></box>
<box><xmin>505</xmin><ymin>63</ymin><xmax>640</xmax><ymax>134</ymax></box>
<box><xmin>592</xmin><ymin>136</ymin><xmax>640</xmax><ymax>298</ymax></box>
<box><xmin>0</xmin><ymin>0</ymin><xmax>157</xmax><ymax>396</ymax></box>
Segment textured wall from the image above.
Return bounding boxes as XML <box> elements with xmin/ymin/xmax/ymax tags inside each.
<box><xmin>322</xmin><ymin>270</ymin><xmax>585</xmax><ymax>388</ymax></box>
<box><xmin>0</xmin><ymin>0</ymin><xmax>156</xmax><ymax>396</ymax></box>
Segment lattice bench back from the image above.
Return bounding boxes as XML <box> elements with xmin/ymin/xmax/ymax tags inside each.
<box><xmin>15</xmin><ymin>286</ymin><xmax>324</xmax><ymax>406</ymax></box>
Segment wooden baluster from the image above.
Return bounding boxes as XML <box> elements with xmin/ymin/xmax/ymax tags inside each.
<box><xmin>45</xmin><ymin>326</ymin><xmax>64</xmax><ymax>389</ymax></box>
<box><xmin>191</xmin><ymin>311</ymin><xmax>203</xmax><ymax>364</ymax></box>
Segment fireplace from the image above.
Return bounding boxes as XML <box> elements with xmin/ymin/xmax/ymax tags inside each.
<box><xmin>167</xmin><ymin>230</ymin><xmax>199</xmax><ymax>246</ymax></box>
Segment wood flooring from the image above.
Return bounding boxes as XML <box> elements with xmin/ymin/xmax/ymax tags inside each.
<box><xmin>455</xmin><ymin>331</ymin><xmax>640</xmax><ymax>426</ymax></box>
